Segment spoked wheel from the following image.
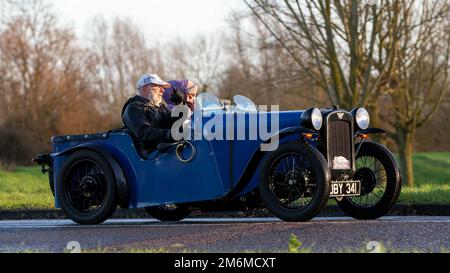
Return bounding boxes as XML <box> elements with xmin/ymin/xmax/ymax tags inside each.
<box><xmin>337</xmin><ymin>142</ymin><xmax>402</xmax><ymax>220</ymax></box>
<box><xmin>260</xmin><ymin>143</ymin><xmax>331</xmax><ymax>222</ymax></box>
<box><xmin>58</xmin><ymin>150</ymin><xmax>117</xmax><ymax>225</ymax></box>
<box><xmin>145</xmin><ymin>204</ymin><xmax>192</xmax><ymax>222</ymax></box>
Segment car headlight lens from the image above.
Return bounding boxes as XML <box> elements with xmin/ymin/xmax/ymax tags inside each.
<box><xmin>311</xmin><ymin>108</ymin><xmax>323</xmax><ymax>131</ymax></box>
<box><xmin>356</xmin><ymin>108</ymin><xmax>370</xmax><ymax>130</ymax></box>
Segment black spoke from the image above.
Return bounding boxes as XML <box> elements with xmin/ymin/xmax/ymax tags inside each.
<box><xmin>349</xmin><ymin>154</ymin><xmax>387</xmax><ymax>208</ymax></box>
<box><xmin>371</xmin><ymin>191</ymin><xmax>383</xmax><ymax>199</ymax></box>
<box><xmin>367</xmin><ymin>158</ymin><xmax>377</xmax><ymax>170</ymax></box>
<box><xmin>65</xmin><ymin>159</ymin><xmax>107</xmax><ymax>214</ymax></box>
<box><xmin>268</xmin><ymin>153</ymin><xmax>316</xmax><ymax>211</ymax></box>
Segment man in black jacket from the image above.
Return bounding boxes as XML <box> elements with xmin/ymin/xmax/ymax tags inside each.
<box><xmin>122</xmin><ymin>74</ymin><xmax>177</xmax><ymax>155</ymax></box>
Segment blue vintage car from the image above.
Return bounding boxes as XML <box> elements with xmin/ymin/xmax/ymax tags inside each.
<box><xmin>34</xmin><ymin>93</ymin><xmax>402</xmax><ymax>225</ymax></box>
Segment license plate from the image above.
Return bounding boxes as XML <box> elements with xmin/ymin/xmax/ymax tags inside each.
<box><xmin>330</xmin><ymin>181</ymin><xmax>361</xmax><ymax>197</ymax></box>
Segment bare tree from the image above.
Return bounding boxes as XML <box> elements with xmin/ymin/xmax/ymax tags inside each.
<box><xmin>244</xmin><ymin>0</ymin><xmax>406</xmax><ymax>110</ymax></box>
<box><xmin>386</xmin><ymin>0</ymin><xmax>450</xmax><ymax>187</ymax></box>
<box><xmin>219</xmin><ymin>9</ymin><xmax>330</xmax><ymax>107</ymax></box>
<box><xmin>87</xmin><ymin>16</ymin><xmax>165</xmax><ymax>119</ymax></box>
<box><xmin>0</xmin><ymin>0</ymin><xmax>74</xmax><ymax>140</ymax></box>
<box><xmin>0</xmin><ymin>0</ymin><xmax>106</xmax><ymax>163</ymax></box>
<box><xmin>165</xmin><ymin>34</ymin><xmax>226</xmax><ymax>94</ymax></box>
<box><xmin>415</xmin><ymin>100</ymin><xmax>450</xmax><ymax>152</ymax></box>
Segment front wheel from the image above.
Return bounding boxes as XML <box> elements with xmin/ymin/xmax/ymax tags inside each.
<box><xmin>260</xmin><ymin>143</ymin><xmax>331</xmax><ymax>222</ymax></box>
<box><xmin>337</xmin><ymin>142</ymin><xmax>402</xmax><ymax>220</ymax></box>
<box><xmin>145</xmin><ymin>204</ymin><xmax>192</xmax><ymax>222</ymax></box>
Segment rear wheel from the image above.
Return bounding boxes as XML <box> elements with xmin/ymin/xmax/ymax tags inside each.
<box><xmin>337</xmin><ymin>142</ymin><xmax>402</xmax><ymax>219</ymax></box>
<box><xmin>57</xmin><ymin>150</ymin><xmax>117</xmax><ymax>225</ymax></box>
<box><xmin>260</xmin><ymin>143</ymin><xmax>331</xmax><ymax>222</ymax></box>
<box><xmin>145</xmin><ymin>204</ymin><xmax>192</xmax><ymax>222</ymax></box>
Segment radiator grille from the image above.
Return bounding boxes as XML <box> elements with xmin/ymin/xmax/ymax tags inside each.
<box><xmin>328</xmin><ymin>120</ymin><xmax>353</xmax><ymax>170</ymax></box>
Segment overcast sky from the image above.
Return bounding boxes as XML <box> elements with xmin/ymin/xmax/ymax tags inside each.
<box><xmin>48</xmin><ymin>0</ymin><xmax>244</xmax><ymax>41</ymax></box>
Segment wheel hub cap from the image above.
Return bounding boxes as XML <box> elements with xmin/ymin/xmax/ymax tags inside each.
<box><xmin>355</xmin><ymin>168</ymin><xmax>377</xmax><ymax>195</ymax></box>
<box><xmin>80</xmin><ymin>176</ymin><xmax>98</xmax><ymax>198</ymax></box>
<box><xmin>285</xmin><ymin>170</ymin><xmax>307</xmax><ymax>191</ymax></box>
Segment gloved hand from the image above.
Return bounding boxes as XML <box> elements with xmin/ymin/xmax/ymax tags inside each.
<box><xmin>170</xmin><ymin>88</ymin><xmax>184</xmax><ymax>106</ymax></box>
<box><xmin>164</xmin><ymin>129</ymin><xmax>177</xmax><ymax>143</ymax></box>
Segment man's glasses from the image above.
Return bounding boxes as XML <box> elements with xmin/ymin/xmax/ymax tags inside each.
<box><xmin>149</xmin><ymin>85</ymin><xmax>164</xmax><ymax>91</ymax></box>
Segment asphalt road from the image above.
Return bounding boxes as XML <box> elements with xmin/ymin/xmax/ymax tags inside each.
<box><xmin>0</xmin><ymin>217</ymin><xmax>449</xmax><ymax>253</ymax></box>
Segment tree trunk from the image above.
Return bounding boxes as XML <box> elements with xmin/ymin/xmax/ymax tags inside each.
<box><xmin>397</xmin><ymin>127</ymin><xmax>415</xmax><ymax>187</ymax></box>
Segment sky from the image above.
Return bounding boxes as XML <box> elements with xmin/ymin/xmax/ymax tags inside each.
<box><xmin>48</xmin><ymin>0</ymin><xmax>244</xmax><ymax>41</ymax></box>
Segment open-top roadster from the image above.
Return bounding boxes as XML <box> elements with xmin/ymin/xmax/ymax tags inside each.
<box><xmin>34</xmin><ymin>93</ymin><xmax>402</xmax><ymax>224</ymax></box>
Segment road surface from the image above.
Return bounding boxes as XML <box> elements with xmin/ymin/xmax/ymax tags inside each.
<box><xmin>0</xmin><ymin>217</ymin><xmax>449</xmax><ymax>253</ymax></box>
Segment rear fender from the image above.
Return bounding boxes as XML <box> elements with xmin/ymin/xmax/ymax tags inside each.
<box><xmin>56</xmin><ymin>143</ymin><xmax>129</xmax><ymax>209</ymax></box>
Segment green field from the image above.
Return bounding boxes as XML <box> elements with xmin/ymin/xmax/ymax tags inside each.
<box><xmin>397</xmin><ymin>153</ymin><xmax>450</xmax><ymax>205</ymax></box>
<box><xmin>0</xmin><ymin>167</ymin><xmax>54</xmax><ymax>209</ymax></box>
<box><xmin>0</xmin><ymin>152</ymin><xmax>449</xmax><ymax>210</ymax></box>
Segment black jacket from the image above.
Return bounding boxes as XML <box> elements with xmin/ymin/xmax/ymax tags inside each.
<box><xmin>122</xmin><ymin>96</ymin><xmax>174</xmax><ymax>154</ymax></box>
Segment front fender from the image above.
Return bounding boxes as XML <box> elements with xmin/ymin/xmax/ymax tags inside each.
<box><xmin>269</xmin><ymin>126</ymin><xmax>317</xmax><ymax>139</ymax></box>
<box><xmin>357</xmin><ymin>128</ymin><xmax>388</xmax><ymax>135</ymax></box>
<box><xmin>225</xmin><ymin>127</ymin><xmax>312</xmax><ymax>199</ymax></box>
<box><xmin>56</xmin><ymin>143</ymin><xmax>129</xmax><ymax>209</ymax></box>
<box><xmin>262</xmin><ymin>126</ymin><xmax>317</xmax><ymax>151</ymax></box>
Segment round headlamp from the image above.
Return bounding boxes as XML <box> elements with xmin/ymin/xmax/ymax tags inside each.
<box><xmin>301</xmin><ymin>108</ymin><xmax>323</xmax><ymax>131</ymax></box>
<box><xmin>311</xmin><ymin>108</ymin><xmax>323</xmax><ymax>131</ymax></box>
<box><xmin>355</xmin><ymin>108</ymin><xmax>370</xmax><ymax>130</ymax></box>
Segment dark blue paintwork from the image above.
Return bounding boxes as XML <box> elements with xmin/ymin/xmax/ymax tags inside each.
<box><xmin>51</xmin><ymin>110</ymin><xmax>308</xmax><ymax>209</ymax></box>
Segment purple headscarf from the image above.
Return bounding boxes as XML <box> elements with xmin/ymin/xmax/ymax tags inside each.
<box><xmin>163</xmin><ymin>80</ymin><xmax>195</xmax><ymax>111</ymax></box>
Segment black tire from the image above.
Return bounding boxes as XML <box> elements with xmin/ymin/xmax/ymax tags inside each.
<box><xmin>49</xmin><ymin>169</ymin><xmax>55</xmax><ymax>196</ymax></box>
<box><xmin>260</xmin><ymin>143</ymin><xmax>331</xmax><ymax>222</ymax></box>
<box><xmin>145</xmin><ymin>204</ymin><xmax>192</xmax><ymax>221</ymax></box>
<box><xmin>57</xmin><ymin>150</ymin><xmax>117</xmax><ymax>225</ymax></box>
<box><xmin>337</xmin><ymin>142</ymin><xmax>402</xmax><ymax>220</ymax></box>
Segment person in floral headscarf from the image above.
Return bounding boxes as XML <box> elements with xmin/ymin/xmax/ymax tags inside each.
<box><xmin>163</xmin><ymin>80</ymin><xmax>199</xmax><ymax>112</ymax></box>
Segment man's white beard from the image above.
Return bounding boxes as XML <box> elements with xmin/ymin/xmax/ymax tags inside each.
<box><xmin>148</xmin><ymin>92</ymin><xmax>162</xmax><ymax>106</ymax></box>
